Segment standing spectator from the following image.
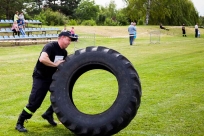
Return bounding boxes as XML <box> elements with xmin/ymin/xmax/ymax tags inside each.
<box><xmin>18</xmin><ymin>12</ymin><xmax>25</xmax><ymax>28</ymax></box>
<box><xmin>70</xmin><ymin>27</ymin><xmax>75</xmax><ymax>37</ymax></box>
<box><xmin>128</xmin><ymin>22</ymin><xmax>136</xmax><ymax>45</ymax></box>
<box><xmin>11</xmin><ymin>21</ymin><xmax>20</xmax><ymax>37</ymax></box>
<box><xmin>15</xmin><ymin>31</ymin><xmax>77</xmax><ymax>132</ymax></box>
<box><xmin>195</xmin><ymin>23</ymin><xmax>198</xmax><ymax>38</ymax></box>
<box><xmin>14</xmin><ymin>11</ymin><xmax>19</xmax><ymax>22</ymax></box>
<box><xmin>18</xmin><ymin>21</ymin><xmax>26</xmax><ymax>36</ymax></box>
<box><xmin>182</xmin><ymin>24</ymin><xmax>187</xmax><ymax>37</ymax></box>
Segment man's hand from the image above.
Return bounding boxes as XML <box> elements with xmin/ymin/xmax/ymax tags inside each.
<box><xmin>54</xmin><ymin>60</ymin><xmax>65</xmax><ymax>66</ymax></box>
<box><xmin>39</xmin><ymin>52</ymin><xmax>64</xmax><ymax>67</ymax></box>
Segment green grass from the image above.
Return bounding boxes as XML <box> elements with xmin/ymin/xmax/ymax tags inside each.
<box><xmin>0</xmin><ymin>26</ymin><xmax>204</xmax><ymax>136</ymax></box>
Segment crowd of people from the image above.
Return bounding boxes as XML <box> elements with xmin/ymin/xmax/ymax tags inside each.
<box><xmin>12</xmin><ymin>11</ymin><xmax>26</xmax><ymax>37</ymax></box>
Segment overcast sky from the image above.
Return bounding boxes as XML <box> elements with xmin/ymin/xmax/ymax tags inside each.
<box><xmin>94</xmin><ymin>0</ymin><xmax>204</xmax><ymax>16</ymax></box>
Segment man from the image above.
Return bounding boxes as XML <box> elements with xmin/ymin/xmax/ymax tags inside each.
<box><xmin>195</xmin><ymin>23</ymin><xmax>198</xmax><ymax>38</ymax></box>
<box><xmin>15</xmin><ymin>31</ymin><xmax>77</xmax><ymax>132</ymax></box>
<box><xmin>182</xmin><ymin>24</ymin><xmax>186</xmax><ymax>37</ymax></box>
<box><xmin>128</xmin><ymin>22</ymin><xmax>136</xmax><ymax>45</ymax></box>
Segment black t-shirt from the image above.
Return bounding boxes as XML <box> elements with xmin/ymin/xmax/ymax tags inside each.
<box><xmin>33</xmin><ymin>41</ymin><xmax>67</xmax><ymax>79</ymax></box>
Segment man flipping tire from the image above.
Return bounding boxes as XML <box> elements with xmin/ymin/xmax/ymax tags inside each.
<box><xmin>15</xmin><ymin>31</ymin><xmax>77</xmax><ymax>132</ymax></box>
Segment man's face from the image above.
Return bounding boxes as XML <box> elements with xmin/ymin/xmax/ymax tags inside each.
<box><xmin>61</xmin><ymin>36</ymin><xmax>71</xmax><ymax>49</ymax></box>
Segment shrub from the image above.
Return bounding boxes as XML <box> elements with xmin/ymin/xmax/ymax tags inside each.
<box><xmin>104</xmin><ymin>18</ymin><xmax>118</xmax><ymax>26</ymax></box>
<box><xmin>34</xmin><ymin>8</ymin><xmax>68</xmax><ymax>26</ymax></box>
<box><xmin>81</xmin><ymin>19</ymin><xmax>96</xmax><ymax>26</ymax></box>
<box><xmin>138</xmin><ymin>19</ymin><xmax>143</xmax><ymax>25</ymax></box>
<box><xmin>68</xmin><ymin>19</ymin><xmax>78</xmax><ymax>26</ymax></box>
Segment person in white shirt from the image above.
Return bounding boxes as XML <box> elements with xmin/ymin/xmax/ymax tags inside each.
<box><xmin>195</xmin><ymin>23</ymin><xmax>198</xmax><ymax>38</ymax></box>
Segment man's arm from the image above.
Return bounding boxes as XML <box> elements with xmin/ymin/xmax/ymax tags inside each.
<box><xmin>39</xmin><ymin>52</ymin><xmax>64</xmax><ymax>67</ymax></box>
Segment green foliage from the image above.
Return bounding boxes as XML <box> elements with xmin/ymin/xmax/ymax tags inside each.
<box><xmin>104</xmin><ymin>18</ymin><xmax>118</xmax><ymax>26</ymax></box>
<box><xmin>34</xmin><ymin>8</ymin><xmax>68</xmax><ymax>26</ymax></box>
<box><xmin>81</xmin><ymin>19</ymin><xmax>96</xmax><ymax>26</ymax></box>
<box><xmin>45</xmin><ymin>0</ymin><xmax>81</xmax><ymax>17</ymax></box>
<box><xmin>125</xmin><ymin>0</ymin><xmax>199</xmax><ymax>25</ymax></box>
<box><xmin>138</xmin><ymin>19</ymin><xmax>143</xmax><ymax>25</ymax></box>
<box><xmin>199</xmin><ymin>16</ymin><xmax>204</xmax><ymax>26</ymax></box>
<box><xmin>74</xmin><ymin>0</ymin><xmax>100</xmax><ymax>21</ymax></box>
<box><xmin>0</xmin><ymin>0</ymin><xmax>31</xmax><ymax>19</ymax></box>
<box><xmin>115</xmin><ymin>10</ymin><xmax>129</xmax><ymax>26</ymax></box>
<box><xmin>68</xmin><ymin>19</ymin><xmax>78</xmax><ymax>26</ymax></box>
<box><xmin>97</xmin><ymin>14</ymin><xmax>106</xmax><ymax>25</ymax></box>
<box><xmin>23</xmin><ymin>2</ymin><xmax>42</xmax><ymax>19</ymax></box>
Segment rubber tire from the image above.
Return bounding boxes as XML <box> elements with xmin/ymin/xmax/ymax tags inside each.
<box><xmin>50</xmin><ymin>46</ymin><xmax>141</xmax><ymax>136</ymax></box>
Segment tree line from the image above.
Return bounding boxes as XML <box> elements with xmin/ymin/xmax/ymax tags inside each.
<box><xmin>0</xmin><ymin>0</ymin><xmax>203</xmax><ymax>26</ymax></box>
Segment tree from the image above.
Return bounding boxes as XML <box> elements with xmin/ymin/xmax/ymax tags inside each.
<box><xmin>74</xmin><ymin>0</ymin><xmax>99</xmax><ymax>21</ymax></box>
<box><xmin>0</xmin><ymin>0</ymin><xmax>31</xmax><ymax>19</ymax></box>
<box><xmin>124</xmin><ymin>0</ymin><xmax>199</xmax><ymax>25</ymax></box>
<box><xmin>44</xmin><ymin>0</ymin><xmax>81</xmax><ymax>18</ymax></box>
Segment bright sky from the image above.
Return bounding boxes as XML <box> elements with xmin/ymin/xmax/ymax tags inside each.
<box><xmin>94</xmin><ymin>0</ymin><xmax>204</xmax><ymax>16</ymax></box>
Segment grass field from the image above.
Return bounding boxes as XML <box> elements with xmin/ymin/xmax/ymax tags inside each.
<box><xmin>0</xmin><ymin>25</ymin><xmax>204</xmax><ymax>136</ymax></box>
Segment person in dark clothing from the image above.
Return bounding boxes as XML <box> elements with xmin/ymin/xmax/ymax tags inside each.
<box><xmin>195</xmin><ymin>23</ymin><xmax>198</xmax><ymax>38</ymax></box>
<box><xmin>15</xmin><ymin>31</ymin><xmax>77</xmax><ymax>132</ymax></box>
<box><xmin>182</xmin><ymin>24</ymin><xmax>187</xmax><ymax>37</ymax></box>
<box><xmin>160</xmin><ymin>23</ymin><xmax>169</xmax><ymax>31</ymax></box>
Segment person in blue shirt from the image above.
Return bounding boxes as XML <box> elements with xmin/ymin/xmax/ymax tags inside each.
<box><xmin>18</xmin><ymin>21</ymin><xmax>26</xmax><ymax>36</ymax></box>
<box><xmin>128</xmin><ymin>22</ymin><xmax>136</xmax><ymax>45</ymax></box>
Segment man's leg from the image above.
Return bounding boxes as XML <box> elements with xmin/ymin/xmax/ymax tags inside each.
<box><xmin>130</xmin><ymin>35</ymin><xmax>134</xmax><ymax>45</ymax></box>
<box><xmin>15</xmin><ymin>78</ymin><xmax>51</xmax><ymax>132</ymax></box>
<box><xmin>15</xmin><ymin>109</ymin><xmax>32</xmax><ymax>132</ymax></box>
<box><xmin>42</xmin><ymin>105</ymin><xmax>57</xmax><ymax>126</ymax></box>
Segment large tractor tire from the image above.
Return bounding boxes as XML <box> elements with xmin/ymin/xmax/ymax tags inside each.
<box><xmin>50</xmin><ymin>46</ymin><xmax>141</xmax><ymax>136</ymax></box>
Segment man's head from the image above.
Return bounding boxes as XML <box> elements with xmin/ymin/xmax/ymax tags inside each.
<box><xmin>58</xmin><ymin>31</ymin><xmax>77</xmax><ymax>49</ymax></box>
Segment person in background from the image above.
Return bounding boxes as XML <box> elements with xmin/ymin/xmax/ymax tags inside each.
<box><xmin>15</xmin><ymin>31</ymin><xmax>77</xmax><ymax>132</ymax></box>
<box><xmin>133</xmin><ymin>22</ymin><xmax>137</xmax><ymax>44</ymax></box>
<box><xmin>14</xmin><ymin>11</ymin><xmax>19</xmax><ymax>22</ymax></box>
<box><xmin>160</xmin><ymin>23</ymin><xmax>169</xmax><ymax>31</ymax></box>
<box><xmin>195</xmin><ymin>23</ymin><xmax>198</xmax><ymax>38</ymax></box>
<box><xmin>128</xmin><ymin>22</ymin><xmax>136</xmax><ymax>45</ymax></box>
<box><xmin>70</xmin><ymin>27</ymin><xmax>75</xmax><ymax>37</ymax></box>
<box><xmin>18</xmin><ymin>12</ymin><xmax>25</xmax><ymax>28</ymax></box>
<box><xmin>182</xmin><ymin>24</ymin><xmax>187</xmax><ymax>37</ymax></box>
<box><xmin>198</xmin><ymin>30</ymin><xmax>200</xmax><ymax>38</ymax></box>
<box><xmin>61</xmin><ymin>25</ymin><xmax>68</xmax><ymax>32</ymax></box>
<box><xmin>18</xmin><ymin>21</ymin><xmax>26</xmax><ymax>36</ymax></box>
<box><xmin>11</xmin><ymin>21</ymin><xmax>20</xmax><ymax>37</ymax></box>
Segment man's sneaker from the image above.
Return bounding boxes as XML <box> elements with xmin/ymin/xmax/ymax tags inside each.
<box><xmin>41</xmin><ymin>114</ymin><xmax>57</xmax><ymax>126</ymax></box>
<box><xmin>15</xmin><ymin>124</ymin><xmax>27</xmax><ymax>132</ymax></box>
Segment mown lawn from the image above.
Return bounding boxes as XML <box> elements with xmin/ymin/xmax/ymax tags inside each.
<box><xmin>0</xmin><ymin>26</ymin><xmax>204</xmax><ymax>136</ymax></box>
